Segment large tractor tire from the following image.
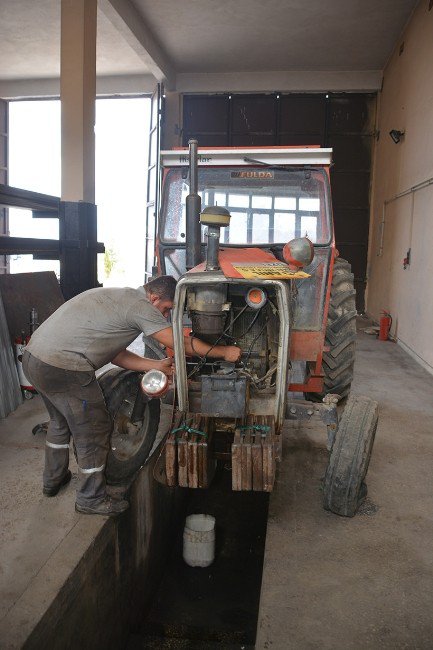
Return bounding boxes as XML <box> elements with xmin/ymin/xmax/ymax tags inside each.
<box><xmin>323</xmin><ymin>395</ymin><xmax>378</xmax><ymax>517</ymax></box>
<box><xmin>98</xmin><ymin>368</ymin><xmax>160</xmax><ymax>484</ymax></box>
<box><xmin>307</xmin><ymin>257</ymin><xmax>357</xmax><ymax>401</ymax></box>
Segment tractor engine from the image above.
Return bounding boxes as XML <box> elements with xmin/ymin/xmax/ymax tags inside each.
<box><xmin>187</xmin><ymin>284</ymin><xmax>273</xmax><ymax>380</ymax></box>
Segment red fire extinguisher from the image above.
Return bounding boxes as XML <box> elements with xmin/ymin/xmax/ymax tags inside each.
<box><xmin>379</xmin><ymin>311</ymin><xmax>392</xmax><ymax>341</ymax></box>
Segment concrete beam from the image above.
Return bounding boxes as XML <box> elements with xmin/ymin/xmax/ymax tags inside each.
<box><xmin>61</xmin><ymin>0</ymin><xmax>97</xmax><ymax>203</ymax></box>
<box><xmin>99</xmin><ymin>0</ymin><xmax>176</xmax><ymax>90</ymax></box>
<box><xmin>0</xmin><ymin>75</ymin><xmax>156</xmax><ymax>100</ymax></box>
<box><xmin>176</xmin><ymin>70</ymin><xmax>384</xmax><ymax>94</ymax></box>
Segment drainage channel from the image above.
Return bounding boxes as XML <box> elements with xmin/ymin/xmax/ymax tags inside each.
<box><xmin>127</xmin><ymin>464</ymin><xmax>269</xmax><ymax>649</ymax></box>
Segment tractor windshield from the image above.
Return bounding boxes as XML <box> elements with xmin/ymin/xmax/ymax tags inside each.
<box><xmin>161</xmin><ymin>167</ymin><xmax>331</xmax><ymax>246</ymax></box>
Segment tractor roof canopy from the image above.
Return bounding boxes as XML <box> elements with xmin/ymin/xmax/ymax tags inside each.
<box><xmin>160</xmin><ymin>147</ymin><xmax>332</xmax><ymax>168</ymax></box>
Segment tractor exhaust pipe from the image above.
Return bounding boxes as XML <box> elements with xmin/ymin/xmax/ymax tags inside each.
<box><xmin>185</xmin><ymin>139</ymin><xmax>202</xmax><ymax>270</ymax></box>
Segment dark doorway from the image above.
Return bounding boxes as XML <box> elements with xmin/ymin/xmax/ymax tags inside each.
<box><xmin>182</xmin><ymin>93</ymin><xmax>376</xmax><ymax>312</ymax></box>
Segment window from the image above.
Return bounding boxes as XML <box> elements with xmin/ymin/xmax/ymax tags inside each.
<box><xmin>8</xmin><ymin>97</ymin><xmax>150</xmax><ymax>286</ymax></box>
<box><xmin>161</xmin><ymin>167</ymin><xmax>330</xmax><ymax>246</ymax></box>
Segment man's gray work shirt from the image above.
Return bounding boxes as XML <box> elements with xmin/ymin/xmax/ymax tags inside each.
<box><xmin>26</xmin><ymin>287</ymin><xmax>169</xmax><ymax>371</ymax></box>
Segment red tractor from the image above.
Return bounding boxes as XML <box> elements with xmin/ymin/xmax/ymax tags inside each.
<box><xmin>102</xmin><ymin>140</ymin><xmax>378</xmax><ymax>517</ymax></box>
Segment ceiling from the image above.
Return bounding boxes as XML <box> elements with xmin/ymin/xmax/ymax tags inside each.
<box><xmin>0</xmin><ymin>0</ymin><xmax>418</xmax><ymax>89</ymax></box>
<box><xmin>134</xmin><ymin>0</ymin><xmax>417</xmax><ymax>72</ymax></box>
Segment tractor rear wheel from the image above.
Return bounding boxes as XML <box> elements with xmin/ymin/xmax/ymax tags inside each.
<box><xmin>323</xmin><ymin>395</ymin><xmax>378</xmax><ymax>517</ymax></box>
<box><xmin>306</xmin><ymin>257</ymin><xmax>357</xmax><ymax>401</ymax></box>
<box><xmin>98</xmin><ymin>368</ymin><xmax>160</xmax><ymax>484</ymax></box>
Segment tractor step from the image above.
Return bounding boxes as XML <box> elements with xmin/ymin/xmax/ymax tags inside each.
<box><xmin>232</xmin><ymin>415</ymin><xmax>280</xmax><ymax>492</ymax></box>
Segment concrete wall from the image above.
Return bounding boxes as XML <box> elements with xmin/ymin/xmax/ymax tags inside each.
<box><xmin>367</xmin><ymin>0</ymin><xmax>433</xmax><ymax>374</ymax></box>
<box><xmin>14</xmin><ymin>448</ymin><xmax>184</xmax><ymax>650</ymax></box>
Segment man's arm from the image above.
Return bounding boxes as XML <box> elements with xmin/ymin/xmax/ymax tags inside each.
<box><xmin>111</xmin><ymin>349</ymin><xmax>174</xmax><ymax>376</ymax></box>
<box><xmin>151</xmin><ymin>327</ymin><xmax>241</xmax><ymax>363</ymax></box>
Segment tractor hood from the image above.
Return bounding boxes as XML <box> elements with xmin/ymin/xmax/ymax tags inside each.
<box><xmin>187</xmin><ymin>247</ymin><xmax>310</xmax><ymax>281</ymax></box>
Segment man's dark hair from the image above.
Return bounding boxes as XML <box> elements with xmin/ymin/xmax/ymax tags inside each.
<box><xmin>145</xmin><ymin>275</ymin><xmax>177</xmax><ymax>302</ymax></box>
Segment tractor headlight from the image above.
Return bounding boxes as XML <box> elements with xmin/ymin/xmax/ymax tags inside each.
<box><xmin>283</xmin><ymin>237</ymin><xmax>314</xmax><ymax>270</ymax></box>
<box><xmin>140</xmin><ymin>369</ymin><xmax>169</xmax><ymax>398</ymax></box>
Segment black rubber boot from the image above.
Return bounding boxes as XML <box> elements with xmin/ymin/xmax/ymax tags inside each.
<box><xmin>43</xmin><ymin>470</ymin><xmax>72</xmax><ymax>497</ymax></box>
<box><xmin>75</xmin><ymin>496</ymin><xmax>129</xmax><ymax>516</ymax></box>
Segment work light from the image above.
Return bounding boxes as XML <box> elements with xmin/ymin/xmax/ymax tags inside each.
<box><xmin>140</xmin><ymin>369</ymin><xmax>169</xmax><ymax>398</ymax></box>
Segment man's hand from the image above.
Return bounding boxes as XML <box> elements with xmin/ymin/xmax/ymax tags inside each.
<box><xmin>155</xmin><ymin>357</ymin><xmax>175</xmax><ymax>377</ymax></box>
<box><xmin>223</xmin><ymin>346</ymin><xmax>242</xmax><ymax>363</ymax></box>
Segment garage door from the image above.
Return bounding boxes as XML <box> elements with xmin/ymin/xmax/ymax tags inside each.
<box><xmin>182</xmin><ymin>93</ymin><xmax>376</xmax><ymax>312</ymax></box>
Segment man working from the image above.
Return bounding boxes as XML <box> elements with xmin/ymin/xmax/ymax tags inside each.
<box><xmin>23</xmin><ymin>275</ymin><xmax>241</xmax><ymax>516</ymax></box>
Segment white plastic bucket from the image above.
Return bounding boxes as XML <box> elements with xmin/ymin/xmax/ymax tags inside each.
<box><xmin>183</xmin><ymin>514</ymin><xmax>216</xmax><ymax>568</ymax></box>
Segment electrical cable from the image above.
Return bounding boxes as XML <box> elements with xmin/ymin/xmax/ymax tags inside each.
<box><xmin>187</xmin><ymin>304</ymin><xmax>249</xmax><ymax>379</ymax></box>
<box><xmin>243</xmin><ymin>318</ymin><xmax>269</xmax><ymax>367</ymax></box>
<box><xmin>234</xmin><ymin>307</ymin><xmax>263</xmax><ymax>341</ymax></box>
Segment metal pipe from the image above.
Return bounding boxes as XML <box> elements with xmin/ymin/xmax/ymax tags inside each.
<box><xmin>378</xmin><ymin>176</ymin><xmax>433</xmax><ymax>257</ymax></box>
<box><xmin>206</xmin><ymin>225</ymin><xmax>220</xmax><ymax>271</ymax></box>
<box><xmin>189</xmin><ymin>139</ymin><xmax>198</xmax><ymax>194</ymax></box>
<box><xmin>185</xmin><ymin>139</ymin><xmax>202</xmax><ymax>269</ymax></box>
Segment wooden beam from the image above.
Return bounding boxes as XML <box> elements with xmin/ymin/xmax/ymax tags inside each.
<box><xmin>99</xmin><ymin>0</ymin><xmax>175</xmax><ymax>89</ymax></box>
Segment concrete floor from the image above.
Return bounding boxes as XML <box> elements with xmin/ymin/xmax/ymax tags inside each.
<box><xmin>1</xmin><ymin>322</ymin><xmax>433</xmax><ymax>648</ymax></box>
<box><xmin>256</xmin><ymin>319</ymin><xmax>433</xmax><ymax>649</ymax></box>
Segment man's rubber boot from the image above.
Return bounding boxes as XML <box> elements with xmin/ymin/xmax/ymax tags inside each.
<box><xmin>43</xmin><ymin>470</ymin><xmax>72</xmax><ymax>497</ymax></box>
<box><xmin>75</xmin><ymin>496</ymin><xmax>129</xmax><ymax>516</ymax></box>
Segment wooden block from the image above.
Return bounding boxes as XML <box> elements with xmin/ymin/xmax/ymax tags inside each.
<box><xmin>275</xmin><ymin>432</ymin><xmax>282</xmax><ymax>462</ymax></box>
<box><xmin>165</xmin><ymin>433</ymin><xmax>178</xmax><ymax>487</ymax></box>
<box><xmin>232</xmin><ymin>428</ymin><xmax>242</xmax><ymax>491</ymax></box>
<box><xmin>251</xmin><ymin>432</ymin><xmax>263</xmax><ymax>491</ymax></box>
<box><xmin>177</xmin><ymin>430</ymin><xmax>189</xmax><ymax>487</ymax></box>
<box><xmin>188</xmin><ymin>432</ymin><xmax>199</xmax><ymax>488</ymax></box>
<box><xmin>262</xmin><ymin>437</ymin><xmax>272</xmax><ymax>492</ymax></box>
<box><xmin>241</xmin><ymin>431</ymin><xmax>252</xmax><ymax>491</ymax></box>
<box><xmin>198</xmin><ymin>435</ymin><xmax>205</xmax><ymax>489</ymax></box>
<box><xmin>196</xmin><ymin>416</ymin><xmax>210</xmax><ymax>489</ymax></box>
<box><xmin>204</xmin><ymin>420</ymin><xmax>217</xmax><ymax>488</ymax></box>
<box><xmin>197</xmin><ymin>415</ymin><xmax>206</xmax><ymax>488</ymax></box>
<box><xmin>262</xmin><ymin>416</ymin><xmax>276</xmax><ymax>492</ymax></box>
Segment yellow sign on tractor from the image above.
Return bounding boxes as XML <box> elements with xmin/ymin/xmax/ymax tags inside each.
<box><xmin>231</xmin><ymin>261</ymin><xmax>310</xmax><ymax>280</ymax></box>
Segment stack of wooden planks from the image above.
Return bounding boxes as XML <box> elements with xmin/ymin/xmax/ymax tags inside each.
<box><xmin>232</xmin><ymin>415</ymin><xmax>279</xmax><ymax>492</ymax></box>
<box><xmin>165</xmin><ymin>414</ymin><xmax>216</xmax><ymax>488</ymax></box>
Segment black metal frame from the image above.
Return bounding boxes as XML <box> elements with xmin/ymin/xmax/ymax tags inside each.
<box><xmin>0</xmin><ymin>183</ymin><xmax>104</xmax><ymax>299</ymax></box>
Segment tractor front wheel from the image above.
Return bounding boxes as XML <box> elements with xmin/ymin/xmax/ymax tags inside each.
<box><xmin>98</xmin><ymin>368</ymin><xmax>160</xmax><ymax>484</ymax></box>
<box><xmin>323</xmin><ymin>394</ymin><xmax>378</xmax><ymax>517</ymax></box>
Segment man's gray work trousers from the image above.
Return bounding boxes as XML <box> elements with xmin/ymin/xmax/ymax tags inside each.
<box><xmin>23</xmin><ymin>351</ymin><xmax>112</xmax><ymax>506</ymax></box>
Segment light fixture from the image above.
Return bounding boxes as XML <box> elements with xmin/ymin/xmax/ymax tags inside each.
<box><xmin>140</xmin><ymin>369</ymin><xmax>169</xmax><ymax>398</ymax></box>
<box><xmin>389</xmin><ymin>129</ymin><xmax>405</xmax><ymax>144</ymax></box>
<box><xmin>283</xmin><ymin>237</ymin><xmax>314</xmax><ymax>270</ymax></box>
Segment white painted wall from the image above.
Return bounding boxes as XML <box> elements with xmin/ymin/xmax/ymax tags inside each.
<box><xmin>367</xmin><ymin>0</ymin><xmax>433</xmax><ymax>374</ymax></box>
